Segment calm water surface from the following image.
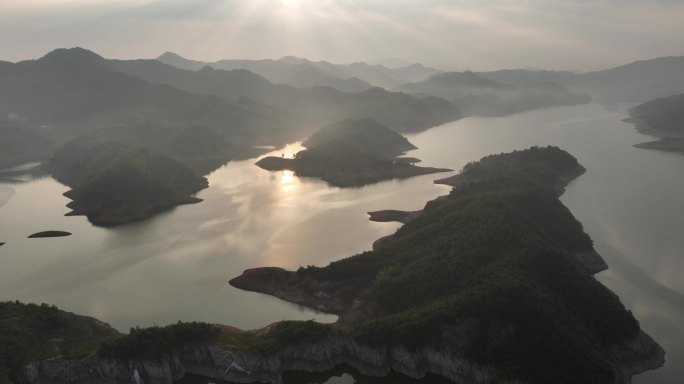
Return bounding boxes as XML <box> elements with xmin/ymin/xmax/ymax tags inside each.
<box><xmin>0</xmin><ymin>104</ymin><xmax>682</xmax><ymax>383</ymax></box>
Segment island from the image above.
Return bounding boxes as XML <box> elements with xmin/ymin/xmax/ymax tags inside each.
<box><xmin>5</xmin><ymin>147</ymin><xmax>664</xmax><ymax>384</ymax></box>
<box><xmin>256</xmin><ymin>118</ymin><xmax>452</xmax><ymax>187</ymax></box>
<box><xmin>27</xmin><ymin>231</ymin><xmax>71</xmax><ymax>238</ymax></box>
<box><xmin>44</xmin><ymin>138</ymin><xmax>209</xmax><ymax>227</ymax></box>
<box><xmin>626</xmin><ymin>93</ymin><xmax>684</xmax><ymax>153</ymax></box>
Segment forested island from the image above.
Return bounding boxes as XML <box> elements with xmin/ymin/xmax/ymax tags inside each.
<box><xmin>3</xmin><ymin>147</ymin><xmax>663</xmax><ymax>384</ymax></box>
<box><xmin>256</xmin><ymin>118</ymin><xmax>451</xmax><ymax>187</ymax></box>
<box><xmin>626</xmin><ymin>93</ymin><xmax>684</xmax><ymax>154</ymax></box>
<box><xmin>44</xmin><ymin>138</ymin><xmax>208</xmax><ymax>226</ymax></box>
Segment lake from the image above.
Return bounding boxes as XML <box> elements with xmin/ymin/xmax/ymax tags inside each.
<box><xmin>0</xmin><ymin>104</ymin><xmax>682</xmax><ymax>383</ymax></box>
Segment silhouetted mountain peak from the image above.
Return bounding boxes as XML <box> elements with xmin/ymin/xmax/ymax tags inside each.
<box><xmin>39</xmin><ymin>47</ymin><xmax>105</xmax><ymax>67</ymax></box>
<box><xmin>278</xmin><ymin>56</ymin><xmax>309</xmax><ymax>65</ymax></box>
<box><xmin>157</xmin><ymin>51</ymin><xmax>186</xmax><ymax>61</ymax></box>
<box><xmin>427</xmin><ymin>71</ymin><xmax>507</xmax><ymax>88</ymax></box>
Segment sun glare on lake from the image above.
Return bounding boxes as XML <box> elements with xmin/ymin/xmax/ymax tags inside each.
<box><xmin>280</xmin><ymin>170</ymin><xmax>295</xmax><ymax>184</ymax></box>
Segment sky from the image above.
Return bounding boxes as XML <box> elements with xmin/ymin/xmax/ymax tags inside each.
<box><xmin>1</xmin><ymin>0</ymin><xmax>683</xmax><ymax>71</ymax></box>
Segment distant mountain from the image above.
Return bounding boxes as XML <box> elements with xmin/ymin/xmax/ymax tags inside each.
<box><xmin>157</xmin><ymin>52</ymin><xmax>412</xmax><ymax>90</ymax></box>
<box><xmin>0</xmin><ymin>47</ymin><xmax>300</xmax><ymax>180</ymax></box>
<box><xmin>0</xmin><ymin>47</ymin><xmax>460</xmax><ymax>226</ymax></box>
<box><xmin>284</xmin><ymin>65</ymin><xmax>373</xmax><ymax>93</ymax></box>
<box><xmin>367</xmin><ymin>57</ymin><xmax>413</xmax><ymax>68</ymax></box>
<box><xmin>398</xmin><ymin>71</ymin><xmax>513</xmax><ymax>99</ymax></box>
<box><xmin>156</xmin><ymin>52</ymin><xmax>207</xmax><ymax>70</ymax></box>
<box><xmin>390</xmin><ymin>63</ymin><xmax>443</xmax><ymax>83</ymax></box>
<box><xmin>0</xmin><ymin>48</ymin><xmax>291</xmax><ymax>146</ymax></box>
<box><xmin>476</xmin><ymin>56</ymin><xmax>684</xmax><ymax>104</ymax></box>
<box><xmin>580</xmin><ymin>56</ymin><xmax>684</xmax><ymax>103</ymax></box>
<box><xmin>110</xmin><ymin>57</ymin><xmax>461</xmax><ymax>133</ymax></box>
<box><xmin>475</xmin><ymin>69</ymin><xmax>581</xmax><ymax>89</ymax></box>
<box><xmin>397</xmin><ymin>71</ymin><xmax>589</xmax><ymax>116</ymax></box>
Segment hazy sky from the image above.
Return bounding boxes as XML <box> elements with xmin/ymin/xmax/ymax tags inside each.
<box><xmin>1</xmin><ymin>0</ymin><xmax>683</xmax><ymax>71</ymax></box>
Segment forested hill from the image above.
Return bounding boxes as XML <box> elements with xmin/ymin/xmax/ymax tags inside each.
<box><xmin>233</xmin><ymin>146</ymin><xmax>659</xmax><ymax>384</ymax></box>
<box><xmin>256</xmin><ymin>118</ymin><xmax>451</xmax><ymax>187</ymax></box>
<box><xmin>302</xmin><ymin>118</ymin><xmax>417</xmax><ymax>157</ymax></box>
<box><xmin>0</xmin><ymin>48</ymin><xmax>290</xmax><ymax>144</ymax></box>
<box><xmin>45</xmin><ymin>138</ymin><xmax>209</xmax><ymax>226</ymax></box>
<box><xmin>625</xmin><ymin>93</ymin><xmax>684</xmax><ymax>154</ymax></box>
<box><xmin>628</xmin><ymin>93</ymin><xmax>684</xmax><ymax>135</ymax></box>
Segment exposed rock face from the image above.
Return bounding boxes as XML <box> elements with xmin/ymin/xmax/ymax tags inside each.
<box><xmin>18</xmin><ymin>331</ymin><xmax>663</xmax><ymax>384</ymax></box>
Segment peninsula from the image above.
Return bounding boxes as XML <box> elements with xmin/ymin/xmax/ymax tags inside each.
<box><xmin>5</xmin><ymin>147</ymin><xmax>664</xmax><ymax>384</ymax></box>
<box><xmin>626</xmin><ymin>93</ymin><xmax>684</xmax><ymax>154</ymax></box>
<box><xmin>233</xmin><ymin>146</ymin><xmax>663</xmax><ymax>384</ymax></box>
<box><xmin>256</xmin><ymin>118</ymin><xmax>452</xmax><ymax>187</ymax></box>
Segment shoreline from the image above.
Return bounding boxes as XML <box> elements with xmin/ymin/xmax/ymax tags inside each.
<box><xmin>256</xmin><ymin>156</ymin><xmax>453</xmax><ymax>188</ymax></box>
<box><xmin>13</xmin><ymin>148</ymin><xmax>666</xmax><ymax>384</ymax></box>
<box><xmin>624</xmin><ymin>113</ymin><xmax>684</xmax><ymax>154</ymax></box>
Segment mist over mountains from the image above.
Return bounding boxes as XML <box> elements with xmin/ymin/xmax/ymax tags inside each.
<box><xmin>3</xmin><ymin>47</ymin><xmax>684</xmax><ymax>224</ymax></box>
<box><xmin>3</xmin><ymin>47</ymin><xmax>684</xmax><ymax>172</ymax></box>
<box><xmin>156</xmin><ymin>51</ymin><xmax>441</xmax><ymax>89</ymax></box>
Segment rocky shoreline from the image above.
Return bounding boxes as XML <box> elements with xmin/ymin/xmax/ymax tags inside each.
<box><xmin>17</xmin><ymin>328</ymin><xmax>664</xmax><ymax>384</ymax></box>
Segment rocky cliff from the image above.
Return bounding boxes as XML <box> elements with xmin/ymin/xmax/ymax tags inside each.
<box><xmin>18</xmin><ymin>330</ymin><xmax>663</xmax><ymax>384</ymax></box>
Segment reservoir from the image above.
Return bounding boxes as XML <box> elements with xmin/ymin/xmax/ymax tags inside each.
<box><xmin>0</xmin><ymin>104</ymin><xmax>681</xmax><ymax>383</ymax></box>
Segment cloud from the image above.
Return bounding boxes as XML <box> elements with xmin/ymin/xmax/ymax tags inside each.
<box><xmin>0</xmin><ymin>0</ymin><xmax>683</xmax><ymax>70</ymax></box>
